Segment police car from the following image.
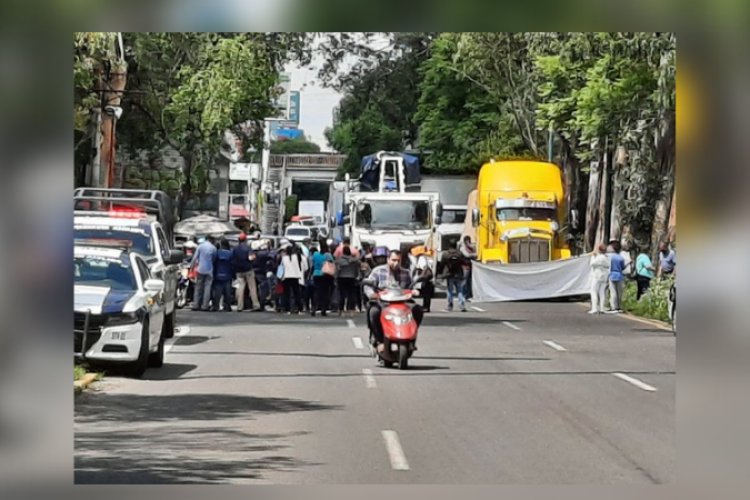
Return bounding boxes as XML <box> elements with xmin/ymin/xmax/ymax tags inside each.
<box><xmin>74</xmin><ymin>211</ymin><xmax>183</xmax><ymax>339</ymax></box>
<box><xmin>74</xmin><ymin>244</ymin><xmax>167</xmax><ymax>377</ymax></box>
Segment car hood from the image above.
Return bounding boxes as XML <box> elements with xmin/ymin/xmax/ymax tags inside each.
<box><xmin>74</xmin><ymin>285</ymin><xmax>136</xmax><ymax>315</ymax></box>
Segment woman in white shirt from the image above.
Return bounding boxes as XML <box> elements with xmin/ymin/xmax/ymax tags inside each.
<box><xmin>589</xmin><ymin>243</ymin><xmax>611</xmax><ymax>314</ymax></box>
<box><xmin>280</xmin><ymin>245</ymin><xmax>309</xmax><ymax>314</ymax></box>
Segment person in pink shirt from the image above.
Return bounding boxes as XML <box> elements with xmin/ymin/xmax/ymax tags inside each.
<box><xmin>333</xmin><ymin>236</ymin><xmax>360</xmax><ymax>258</ymax></box>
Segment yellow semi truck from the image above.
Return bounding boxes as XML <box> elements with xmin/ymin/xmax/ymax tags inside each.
<box><xmin>468</xmin><ymin>160</ymin><xmax>572</xmax><ymax>264</ymax></box>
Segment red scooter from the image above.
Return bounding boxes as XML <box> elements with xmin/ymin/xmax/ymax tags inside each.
<box><xmin>364</xmin><ymin>281</ymin><xmax>420</xmax><ymax>370</ymax></box>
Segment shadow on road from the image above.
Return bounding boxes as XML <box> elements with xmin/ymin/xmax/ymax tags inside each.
<box><xmin>75</xmin><ymin>392</ymin><xmax>338</xmax><ymax>484</ymax></box>
<box><xmin>177</xmin><ymin>352</ymin><xmax>549</xmax><ymax>363</ymax></box>
<box><xmin>423</xmin><ymin>316</ymin><xmax>528</xmax><ymax>327</ymax></box>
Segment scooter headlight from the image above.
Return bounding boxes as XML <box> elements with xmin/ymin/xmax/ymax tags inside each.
<box><xmin>384</xmin><ymin>312</ymin><xmax>413</xmax><ymax>325</ymax></box>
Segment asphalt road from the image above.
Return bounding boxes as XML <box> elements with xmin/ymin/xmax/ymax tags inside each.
<box><xmin>74</xmin><ymin>298</ymin><xmax>675</xmax><ymax>484</ymax></box>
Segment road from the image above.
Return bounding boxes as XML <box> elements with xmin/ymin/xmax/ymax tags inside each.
<box><xmin>74</xmin><ymin>298</ymin><xmax>675</xmax><ymax>484</ymax></box>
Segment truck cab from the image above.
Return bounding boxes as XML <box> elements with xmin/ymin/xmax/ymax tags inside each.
<box><xmin>471</xmin><ymin>160</ymin><xmax>571</xmax><ymax>264</ymax></box>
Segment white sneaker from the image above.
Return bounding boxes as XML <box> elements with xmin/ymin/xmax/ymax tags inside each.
<box><xmin>587</xmin><ymin>310</ymin><xmax>598</xmax><ymax>314</ymax></box>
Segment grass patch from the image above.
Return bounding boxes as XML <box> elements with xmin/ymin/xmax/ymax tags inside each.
<box><xmin>74</xmin><ymin>364</ymin><xmax>86</xmax><ymax>381</ymax></box>
<box><xmin>622</xmin><ymin>276</ymin><xmax>674</xmax><ymax>322</ymax></box>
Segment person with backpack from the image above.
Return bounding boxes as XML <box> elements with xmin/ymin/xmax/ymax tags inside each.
<box><xmin>440</xmin><ymin>242</ymin><xmax>467</xmax><ymax>312</ymax></box>
<box><xmin>335</xmin><ymin>245</ymin><xmax>360</xmax><ymax>317</ymax></box>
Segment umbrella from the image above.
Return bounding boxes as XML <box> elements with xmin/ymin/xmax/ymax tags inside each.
<box><xmin>174</xmin><ymin>214</ymin><xmax>237</xmax><ymax>238</ymax></box>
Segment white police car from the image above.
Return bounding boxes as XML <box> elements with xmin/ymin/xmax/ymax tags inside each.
<box><xmin>74</xmin><ymin>244</ymin><xmax>167</xmax><ymax>377</ymax></box>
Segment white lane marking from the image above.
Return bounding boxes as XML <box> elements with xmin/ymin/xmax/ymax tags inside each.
<box><xmin>612</xmin><ymin>372</ymin><xmax>658</xmax><ymax>392</ymax></box>
<box><xmin>347</xmin><ymin>319</ymin><xmax>356</xmax><ymax>328</ymax></box>
<box><xmin>471</xmin><ymin>306</ymin><xmax>486</xmax><ymax>312</ymax></box>
<box><xmin>362</xmin><ymin>368</ymin><xmax>377</xmax><ymax>388</ymax></box>
<box><xmin>381</xmin><ymin>430</ymin><xmax>410</xmax><ymax>470</ymax></box>
<box><xmin>543</xmin><ymin>340</ymin><xmax>567</xmax><ymax>352</ymax></box>
<box><xmin>352</xmin><ymin>336</ymin><xmax>364</xmax><ymax>349</ymax></box>
<box><xmin>502</xmin><ymin>321</ymin><xmax>521</xmax><ymax>331</ymax></box>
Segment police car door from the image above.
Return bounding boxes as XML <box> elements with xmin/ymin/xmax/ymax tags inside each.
<box><xmin>135</xmin><ymin>256</ymin><xmax>165</xmax><ymax>349</ymax></box>
<box><xmin>153</xmin><ymin>225</ymin><xmax>178</xmax><ymax>313</ymax></box>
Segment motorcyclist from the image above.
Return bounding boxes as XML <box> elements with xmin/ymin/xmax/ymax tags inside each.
<box><xmin>363</xmin><ymin>248</ymin><xmax>424</xmax><ymax>350</ymax></box>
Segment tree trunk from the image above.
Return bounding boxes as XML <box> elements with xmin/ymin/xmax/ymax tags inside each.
<box><xmin>177</xmin><ymin>151</ymin><xmax>193</xmax><ymax>219</ymax></box>
<box><xmin>583</xmin><ymin>146</ymin><xmax>601</xmax><ymax>252</ymax></box>
<box><xmin>596</xmin><ymin>144</ymin><xmax>611</xmax><ymax>246</ymax></box>
<box><xmin>609</xmin><ymin>145</ymin><xmax>626</xmax><ymax>242</ymax></box>
<box><xmin>650</xmin><ymin>116</ymin><xmax>676</xmax><ymax>259</ymax></box>
<box><xmin>667</xmin><ymin>184</ymin><xmax>676</xmax><ymax>244</ymax></box>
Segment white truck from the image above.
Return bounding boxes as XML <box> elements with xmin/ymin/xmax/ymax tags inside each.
<box><xmin>339</xmin><ymin>152</ymin><xmax>442</xmax><ymax>269</ymax></box>
<box><xmin>297</xmin><ymin>200</ymin><xmax>328</xmax><ymax>238</ymax></box>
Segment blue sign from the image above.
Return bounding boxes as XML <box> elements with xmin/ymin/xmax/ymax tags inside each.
<box><xmin>276</xmin><ymin>127</ymin><xmax>304</xmax><ymax>140</ymax></box>
<box><xmin>289</xmin><ymin>91</ymin><xmax>300</xmax><ymax>124</ymax></box>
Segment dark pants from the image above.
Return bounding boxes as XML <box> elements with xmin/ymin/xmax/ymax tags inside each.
<box><xmin>313</xmin><ymin>274</ymin><xmax>334</xmax><ymax>313</ymax></box>
<box><xmin>282</xmin><ymin>278</ymin><xmax>302</xmax><ymax>313</ymax></box>
<box><xmin>420</xmin><ymin>280</ymin><xmax>434</xmax><ymax>312</ymax></box>
<box><xmin>337</xmin><ymin>277</ymin><xmax>357</xmax><ymax>311</ymax></box>
<box><xmin>368</xmin><ymin>302</ymin><xmax>424</xmax><ymax>345</ymax></box>
<box><xmin>212</xmin><ymin>279</ymin><xmax>233</xmax><ymax>311</ymax></box>
<box><xmin>193</xmin><ymin>273</ymin><xmax>213</xmax><ymax>310</ymax></box>
<box><xmin>462</xmin><ymin>267</ymin><xmax>472</xmax><ymax>299</ymax></box>
<box><xmin>636</xmin><ymin>276</ymin><xmax>651</xmax><ymax>300</ymax></box>
<box><xmin>257</xmin><ymin>276</ymin><xmax>272</xmax><ymax>308</ymax></box>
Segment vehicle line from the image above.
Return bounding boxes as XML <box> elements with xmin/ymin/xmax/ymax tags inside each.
<box><xmin>352</xmin><ymin>336</ymin><xmax>364</xmax><ymax>349</ymax></box>
<box><xmin>362</xmin><ymin>368</ymin><xmax>377</xmax><ymax>388</ymax></box>
<box><xmin>612</xmin><ymin>372</ymin><xmax>658</xmax><ymax>392</ymax></box>
<box><xmin>542</xmin><ymin>340</ymin><xmax>567</xmax><ymax>351</ymax></box>
<box><xmin>502</xmin><ymin>321</ymin><xmax>521</xmax><ymax>331</ymax></box>
<box><xmin>471</xmin><ymin>306</ymin><xmax>486</xmax><ymax>312</ymax></box>
<box><xmin>381</xmin><ymin>430</ymin><xmax>410</xmax><ymax>470</ymax></box>
<box><xmin>346</xmin><ymin>319</ymin><xmax>356</xmax><ymax>328</ymax></box>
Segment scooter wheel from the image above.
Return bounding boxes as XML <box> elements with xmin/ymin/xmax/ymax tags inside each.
<box><xmin>398</xmin><ymin>344</ymin><xmax>409</xmax><ymax>370</ymax></box>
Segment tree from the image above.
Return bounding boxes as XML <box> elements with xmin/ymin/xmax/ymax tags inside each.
<box><xmin>270</xmin><ymin>137</ymin><xmax>321</xmax><ymax>154</ymax></box>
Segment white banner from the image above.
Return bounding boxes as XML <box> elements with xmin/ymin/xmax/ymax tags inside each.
<box><xmin>472</xmin><ymin>255</ymin><xmax>592</xmax><ymax>302</ymax></box>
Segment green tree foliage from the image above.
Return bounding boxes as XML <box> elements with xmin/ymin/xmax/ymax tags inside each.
<box><xmin>270</xmin><ymin>137</ymin><xmax>321</xmax><ymax>154</ymax></box>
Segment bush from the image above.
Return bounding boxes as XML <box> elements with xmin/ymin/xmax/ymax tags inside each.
<box><xmin>622</xmin><ymin>275</ymin><xmax>674</xmax><ymax>322</ymax></box>
<box><xmin>74</xmin><ymin>364</ymin><xmax>86</xmax><ymax>381</ymax></box>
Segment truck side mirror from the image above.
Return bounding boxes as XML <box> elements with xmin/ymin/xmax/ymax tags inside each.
<box><xmin>436</xmin><ymin>203</ymin><xmax>443</xmax><ymax>218</ymax></box>
<box><xmin>570</xmin><ymin>209</ymin><xmax>580</xmax><ymax>230</ymax></box>
<box><xmin>435</xmin><ymin>216</ymin><xmax>442</xmax><ymax>226</ymax></box>
<box><xmin>472</xmin><ymin>208</ymin><xmax>480</xmax><ymax>227</ymax></box>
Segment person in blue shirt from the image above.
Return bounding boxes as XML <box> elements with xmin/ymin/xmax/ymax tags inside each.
<box><xmin>190</xmin><ymin>235</ymin><xmax>217</xmax><ymax>311</ymax></box>
<box><xmin>212</xmin><ymin>239</ymin><xmax>234</xmax><ymax>312</ymax></box>
<box><xmin>310</xmin><ymin>238</ymin><xmax>335</xmax><ymax>317</ymax></box>
<box><xmin>657</xmin><ymin>242</ymin><xmax>676</xmax><ymax>277</ymax></box>
<box><xmin>608</xmin><ymin>244</ymin><xmax>626</xmax><ymax>313</ymax></box>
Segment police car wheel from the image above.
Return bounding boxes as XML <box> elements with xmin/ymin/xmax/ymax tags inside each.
<box><xmin>126</xmin><ymin>318</ymin><xmax>150</xmax><ymax>378</ymax></box>
<box><xmin>149</xmin><ymin>328</ymin><xmax>165</xmax><ymax>368</ymax></box>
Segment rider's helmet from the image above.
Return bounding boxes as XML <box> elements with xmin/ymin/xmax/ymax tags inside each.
<box><xmin>372</xmin><ymin>245</ymin><xmax>389</xmax><ymax>266</ymax></box>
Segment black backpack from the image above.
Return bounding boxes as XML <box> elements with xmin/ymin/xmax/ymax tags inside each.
<box><xmin>447</xmin><ymin>253</ymin><xmax>464</xmax><ymax>277</ymax></box>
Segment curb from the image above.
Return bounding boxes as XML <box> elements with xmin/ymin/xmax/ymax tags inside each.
<box><xmin>619</xmin><ymin>312</ymin><xmax>672</xmax><ymax>332</ymax></box>
<box><xmin>74</xmin><ymin>373</ymin><xmax>99</xmax><ymax>394</ymax></box>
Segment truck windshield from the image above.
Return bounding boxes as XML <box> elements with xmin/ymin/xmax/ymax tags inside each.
<box><xmin>356</xmin><ymin>201</ymin><xmax>430</xmax><ymax>230</ymax></box>
<box><xmin>497</xmin><ymin>208</ymin><xmax>557</xmax><ymax>222</ymax></box>
<box><xmin>441</xmin><ymin>209</ymin><xmax>467</xmax><ymax>224</ymax></box>
<box><xmin>286</xmin><ymin>228</ymin><xmax>310</xmax><ymax>237</ymax></box>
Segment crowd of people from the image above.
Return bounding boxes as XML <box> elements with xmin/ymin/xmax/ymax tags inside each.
<box><xmin>588</xmin><ymin>239</ymin><xmax>676</xmax><ymax>315</ymax></box>
<box><xmin>184</xmin><ymin>232</ymin><xmax>479</xmax><ymax>317</ymax></box>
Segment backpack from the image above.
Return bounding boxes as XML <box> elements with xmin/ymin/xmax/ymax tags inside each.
<box><xmin>447</xmin><ymin>253</ymin><xmax>464</xmax><ymax>277</ymax></box>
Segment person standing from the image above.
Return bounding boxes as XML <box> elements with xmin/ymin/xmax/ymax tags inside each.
<box><xmin>589</xmin><ymin>243</ymin><xmax>610</xmax><ymax>314</ymax></box>
<box><xmin>231</xmin><ymin>233</ymin><xmax>261</xmax><ymax>312</ymax></box>
<box><xmin>212</xmin><ymin>239</ymin><xmax>234</xmax><ymax>312</ymax></box>
<box><xmin>459</xmin><ymin>235</ymin><xmax>477</xmax><ymax>301</ymax></box>
<box><xmin>635</xmin><ymin>247</ymin><xmax>656</xmax><ymax>299</ymax></box>
<box><xmin>412</xmin><ymin>249</ymin><xmax>434</xmax><ymax>313</ymax></box>
<box><xmin>441</xmin><ymin>242</ymin><xmax>467</xmax><ymax>312</ymax></box>
<box><xmin>280</xmin><ymin>244</ymin><xmax>307</xmax><ymax>314</ymax></box>
<box><xmin>253</xmin><ymin>240</ymin><xmax>274</xmax><ymax>311</ymax></box>
<box><xmin>607</xmin><ymin>245</ymin><xmax>626</xmax><ymax>313</ymax></box>
<box><xmin>657</xmin><ymin>242</ymin><xmax>676</xmax><ymax>278</ymax></box>
<box><xmin>190</xmin><ymin>236</ymin><xmax>217</xmax><ymax>311</ymax></box>
<box><xmin>335</xmin><ymin>245</ymin><xmax>360</xmax><ymax>317</ymax></box>
<box><xmin>311</xmin><ymin>239</ymin><xmax>335</xmax><ymax>317</ymax></box>
<box><xmin>333</xmin><ymin>236</ymin><xmax>360</xmax><ymax>258</ymax></box>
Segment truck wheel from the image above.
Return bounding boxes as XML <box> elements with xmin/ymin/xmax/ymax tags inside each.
<box><xmin>163</xmin><ymin>310</ymin><xmax>175</xmax><ymax>339</ymax></box>
<box><xmin>148</xmin><ymin>327</ymin><xmax>165</xmax><ymax>368</ymax></box>
<box><xmin>126</xmin><ymin>319</ymin><xmax>150</xmax><ymax>378</ymax></box>
<box><xmin>398</xmin><ymin>344</ymin><xmax>409</xmax><ymax>370</ymax></box>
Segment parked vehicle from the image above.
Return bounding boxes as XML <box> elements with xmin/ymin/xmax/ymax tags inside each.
<box><xmin>284</xmin><ymin>224</ymin><xmax>313</xmax><ymax>244</ymax></box>
<box><xmin>74</xmin><ymin>244</ymin><xmax>167</xmax><ymax>377</ymax></box>
<box><xmin>435</xmin><ymin>204</ymin><xmax>467</xmax><ymax>275</ymax></box>
<box><xmin>363</xmin><ymin>279</ymin><xmax>421</xmax><ymax>370</ymax></box>
<box><xmin>469</xmin><ymin>160</ymin><xmax>572</xmax><ymax>264</ymax></box>
<box><xmin>74</xmin><ymin>211</ymin><xmax>183</xmax><ymax>338</ymax></box>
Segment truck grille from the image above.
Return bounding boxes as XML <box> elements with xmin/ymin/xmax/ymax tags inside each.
<box><xmin>74</xmin><ymin>311</ymin><xmax>105</xmax><ymax>356</ymax></box>
<box><xmin>509</xmin><ymin>238</ymin><xmax>550</xmax><ymax>263</ymax></box>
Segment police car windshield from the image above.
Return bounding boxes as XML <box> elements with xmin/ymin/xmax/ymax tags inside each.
<box><xmin>75</xmin><ymin>228</ymin><xmax>155</xmax><ymax>256</ymax></box>
<box><xmin>75</xmin><ymin>256</ymin><xmax>137</xmax><ymax>290</ymax></box>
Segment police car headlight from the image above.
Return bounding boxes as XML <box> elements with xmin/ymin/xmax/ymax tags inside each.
<box><xmin>106</xmin><ymin>312</ymin><xmax>140</xmax><ymax>327</ymax></box>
